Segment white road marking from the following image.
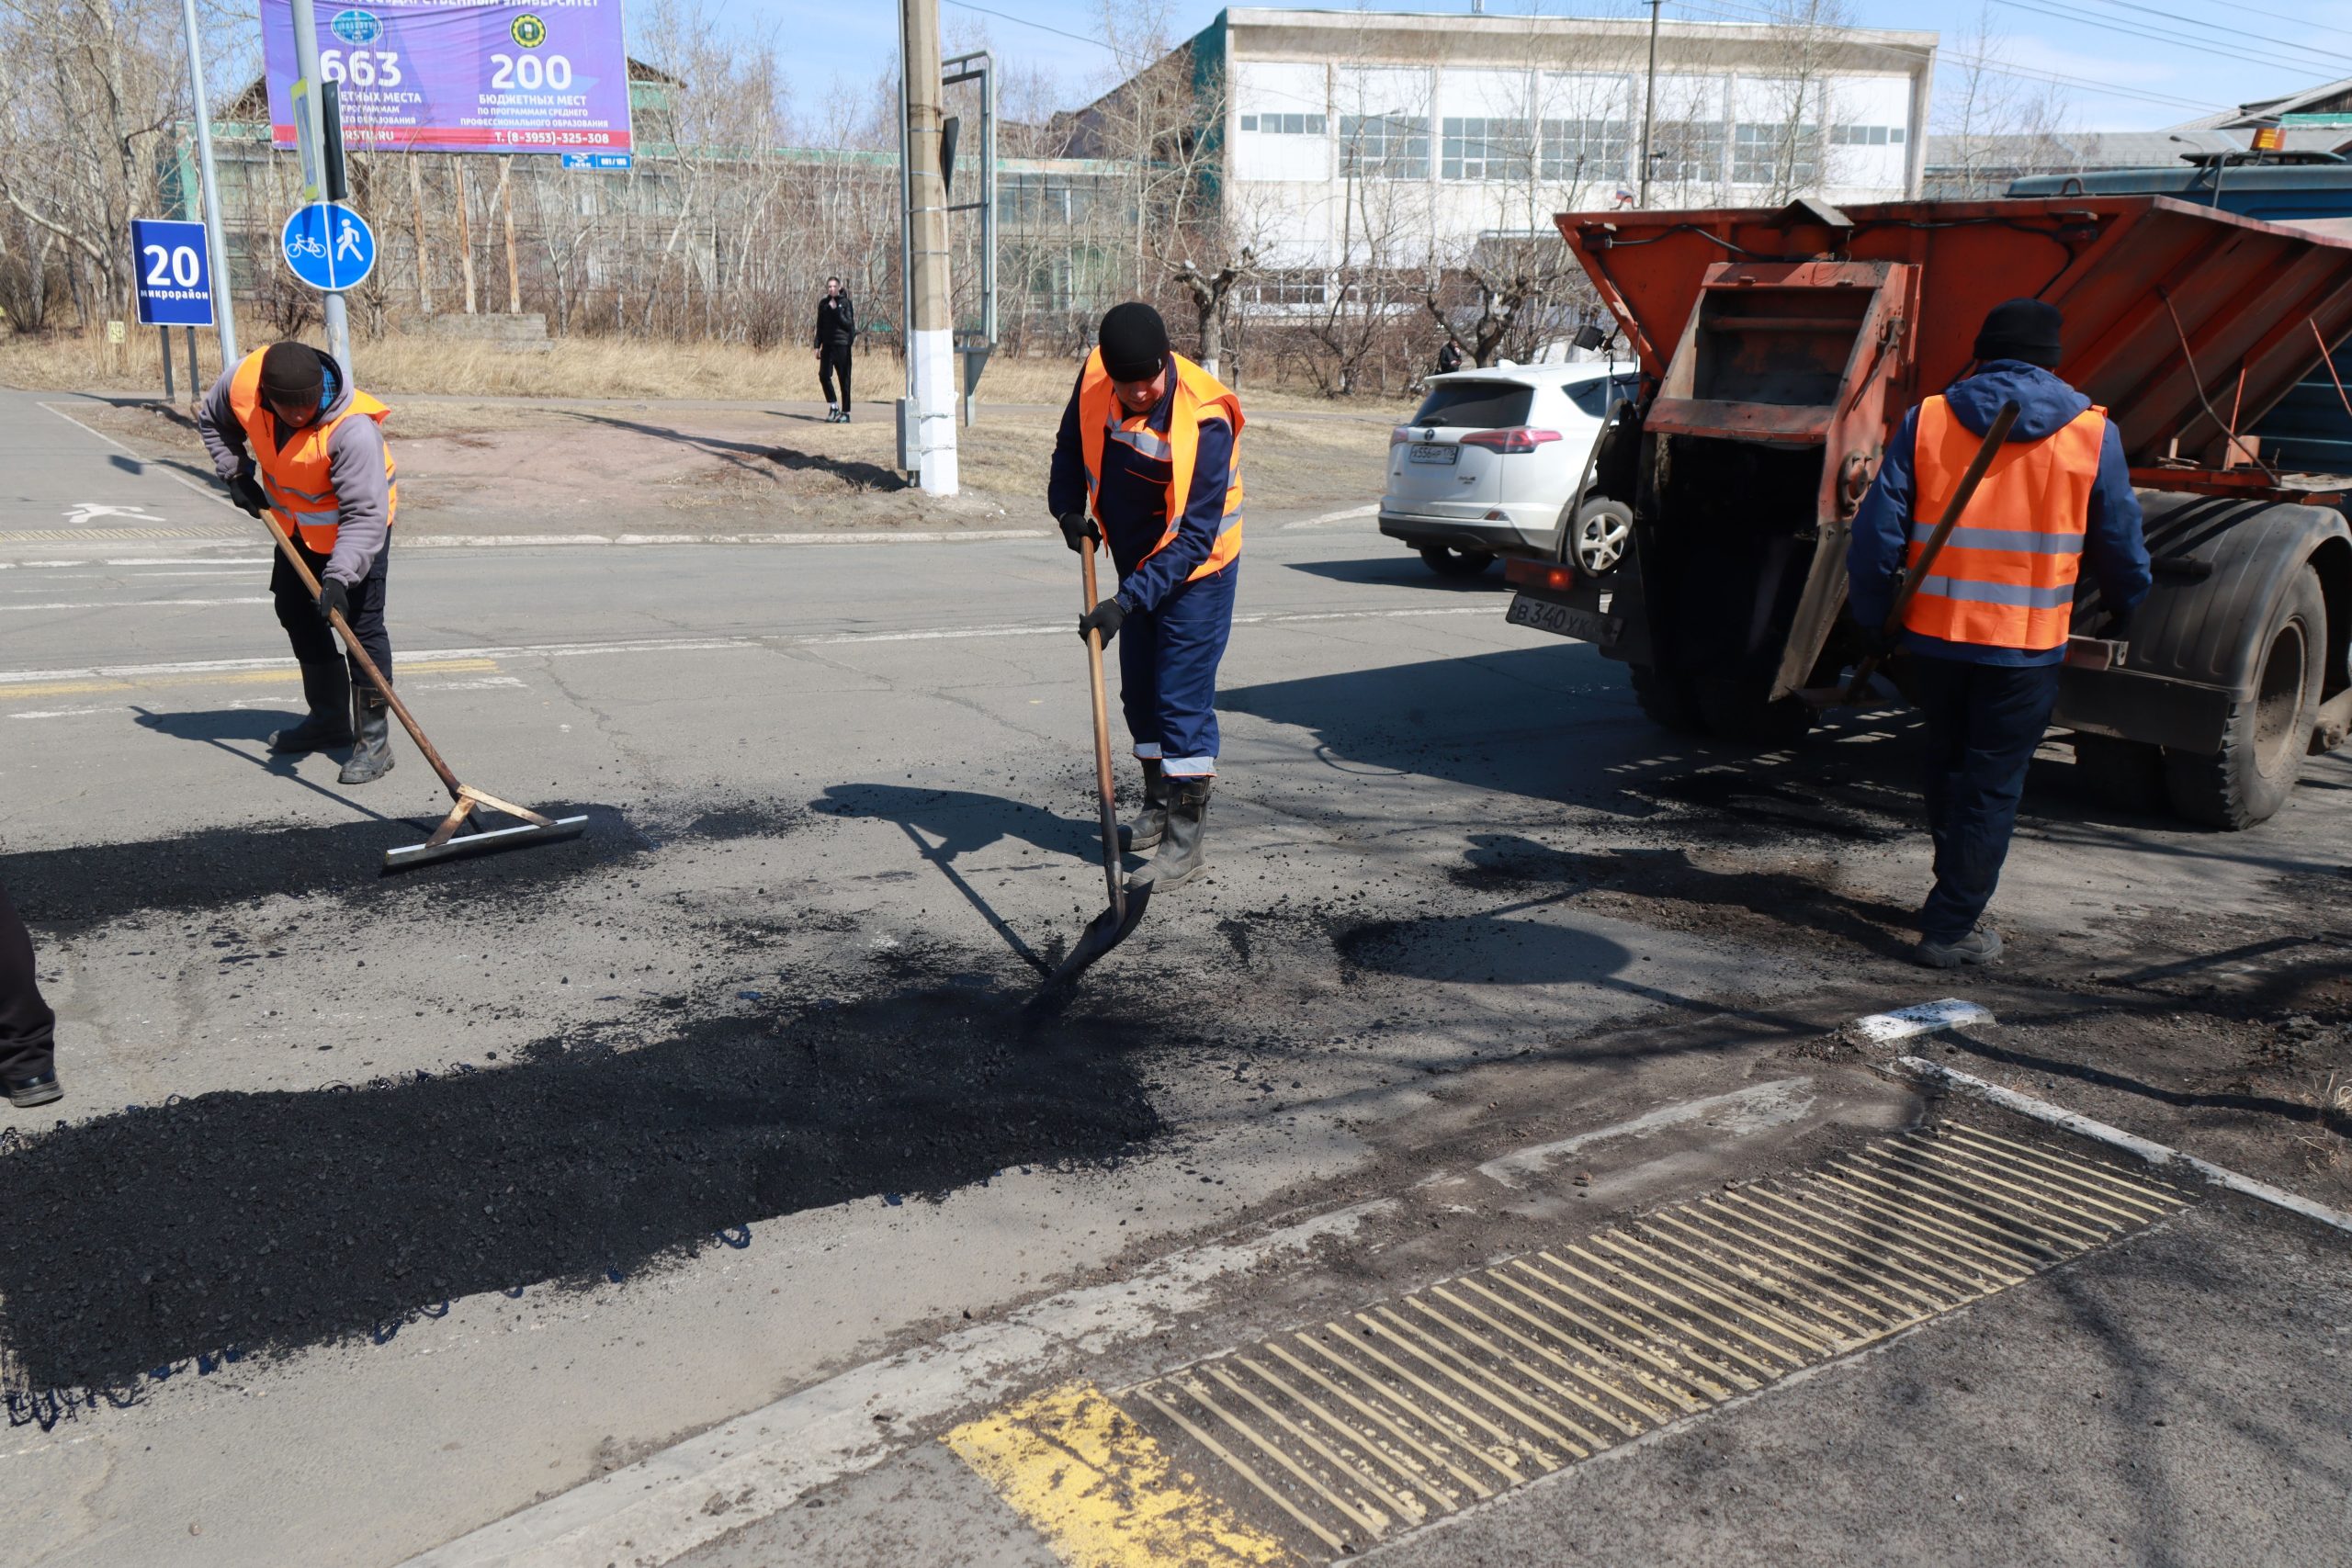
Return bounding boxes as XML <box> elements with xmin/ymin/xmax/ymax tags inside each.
<box><xmin>0</xmin><ymin>596</ymin><xmax>272</xmax><ymax>613</ymax></box>
<box><xmin>1891</xmin><ymin>1055</ymin><xmax>2352</xmax><ymax>1237</ymax></box>
<box><xmin>0</xmin><ymin>605</ymin><xmax>1500</xmax><ymax>689</ymax></box>
<box><xmin>397</xmin><ymin>1199</ymin><xmax>1395</xmax><ymax>1568</ymax></box>
<box><xmin>1854</xmin><ymin>998</ymin><xmax>1996</xmax><ymax>1044</ymax></box>
<box><xmin>1282</xmin><ymin>502</ymin><xmax>1381</xmax><ymax>529</ymax></box>
<box><xmin>1476</xmin><ymin>1077</ymin><xmax>1817</xmax><ymax>1189</ymax></box>
<box><xmin>62</xmin><ymin>502</ymin><xmax>168</xmax><ymax>526</ymax></box>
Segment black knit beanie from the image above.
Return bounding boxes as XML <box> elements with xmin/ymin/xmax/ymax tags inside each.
<box><xmin>259</xmin><ymin>341</ymin><xmax>324</xmax><ymax>404</ymax></box>
<box><xmin>1973</xmin><ymin>299</ymin><xmax>2064</xmax><ymax>369</ymax></box>
<box><xmin>1097</xmin><ymin>302</ymin><xmax>1170</xmax><ymax>382</ymax></box>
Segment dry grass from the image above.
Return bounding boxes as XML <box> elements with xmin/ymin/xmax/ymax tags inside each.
<box><xmin>0</xmin><ymin>324</ymin><xmax>1406</xmax><ymax>413</ymax></box>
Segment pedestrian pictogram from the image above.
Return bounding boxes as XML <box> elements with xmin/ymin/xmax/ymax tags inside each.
<box><xmin>279</xmin><ymin>200</ymin><xmax>376</xmax><ymax>291</ymax></box>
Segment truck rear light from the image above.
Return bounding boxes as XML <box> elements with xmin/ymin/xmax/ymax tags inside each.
<box><xmin>1504</xmin><ymin>558</ymin><xmax>1575</xmax><ymax>592</ymax></box>
<box><xmin>1460</xmin><ymin>427</ymin><xmax>1562</xmax><ymax>454</ymax></box>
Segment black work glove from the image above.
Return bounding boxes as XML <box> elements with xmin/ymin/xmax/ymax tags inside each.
<box><xmin>1078</xmin><ymin>596</ymin><xmax>1126</xmax><ymax>647</ymax></box>
<box><xmin>228</xmin><ymin>468</ymin><xmax>268</xmax><ymax>517</ymax></box>
<box><xmin>1057</xmin><ymin>512</ymin><xmax>1101</xmax><ymax>554</ymax></box>
<box><xmin>317</xmin><ymin>578</ymin><xmax>351</xmax><ymax>624</ymax></box>
<box><xmin>2100</xmin><ymin>608</ymin><xmax>2134</xmax><ymax>645</ymax></box>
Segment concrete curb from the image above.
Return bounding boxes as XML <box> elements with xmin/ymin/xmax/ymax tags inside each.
<box><xmin>1887</xmin><ymin>1053</ymin><xmax>2352</xmax><ymax>1239</ymax></box>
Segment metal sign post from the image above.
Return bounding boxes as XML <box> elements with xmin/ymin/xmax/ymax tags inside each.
<box><xmin>942</xmin><ymin>50</ymin><xmax>996</xmax><ymax>428</ymax></box>
<box><xmin>177</xmin><ymin>0</ymin><xmax>238</xmax><ymax>365</ymax></box>
<box><xmin>288</xmin><ymin>0</ymin><xmax>353</xmax><ymax>370</ymax></box>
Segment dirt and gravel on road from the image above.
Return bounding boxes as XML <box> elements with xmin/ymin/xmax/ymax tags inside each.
<box><xmin>62</xmin><ymin>397</ymin><xmax>1400</xmax><ymax>535</ymax></box>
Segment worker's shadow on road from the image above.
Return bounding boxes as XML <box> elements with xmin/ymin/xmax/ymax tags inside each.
<box><xmin>559</xmin><ymin>412</ymin><xmax>908</xmax><ymax>491</ymax></box>
<box><xmin>129</xmin><ymin>705</ymin><xmax>401</xmax><ymax>824</ymax></box>
<box><xmin>814</xmin><ymin>784</ymin><xmax>1105</xmax><ymax>974</ymax></box>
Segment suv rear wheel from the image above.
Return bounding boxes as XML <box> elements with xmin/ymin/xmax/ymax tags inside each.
<box><xmin>1567</xmin><ymin>498</ymin><xmax>1633</xmax><ymax>577</ymax></box>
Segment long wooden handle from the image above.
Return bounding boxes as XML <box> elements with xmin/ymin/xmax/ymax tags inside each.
<box><xmin>254</xmin><ymin>508</ymin><xmax>464</xmax><ymax>801</ymax></box>
<box><xmin>1080</xmin><ymin>543</ymin><xmax>1125</xmax><ymax>922</ymax></box>
<box><xmin>1841</xmin><ymin>399</ymin><xmax>2021</xmax><ymax>703</ymax></box>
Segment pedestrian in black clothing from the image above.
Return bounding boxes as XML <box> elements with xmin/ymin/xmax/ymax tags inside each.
<box><xmin>814</xmin><ymin>276</ymin><xmax>856</xmax><ymax>423</ymax></box>
<box><xmin>0</xmin><ymin>879</ymin><xmax>61</xmax><ymax>1108</ymax></box>
<box><xmin>1435</xmin><ymin>338</ymin><xmax>1463</xmax><ymax>376</ymax></box>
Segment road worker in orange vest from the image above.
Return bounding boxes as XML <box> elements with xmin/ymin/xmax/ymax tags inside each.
<box><xmin>1848</xmin><ymin>299</ymin><xmax>2151</xmax><ymax>968</ymax></box>
<box><xmin>1047</xmin><ymin>302</ymin><xmax>1244</xmax><ymax>890</ymax></box>
<box><xmin>196</xmin><ymin>342</ymin><xmax>401</xmax><ymax>785</ymax></box>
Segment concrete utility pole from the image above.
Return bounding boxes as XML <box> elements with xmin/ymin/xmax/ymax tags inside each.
<box><xmin>899</xmin><ymin>0</ymin><xmax>957</xmax><ymax>495</ymax></box>
<box><xmin>1638</xmin><ymin>0</ymin><xmax>1662</xmax><ymax>208</ymax></box>
<box><xmin>179</xmin><ymin>0</ymin><xmax>238</xmax><ymax>366</ymax></box>
<box><xmin>288</xmin><ymin>0</ymin><xmax>353</xmax><ymax>371</ymax></box>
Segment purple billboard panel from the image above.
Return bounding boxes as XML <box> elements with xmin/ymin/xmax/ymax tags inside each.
<box><xmin>260</xmin><ymin>0</ymin><xmax>634</xmax><ymax>155</ymax></box>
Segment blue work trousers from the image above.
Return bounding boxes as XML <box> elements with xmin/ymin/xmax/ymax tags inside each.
<box><xmin>1119</xmin><ymin>562</ymin><xmax>1237</xmax><ymax>777</ymax></box>
<box><xmin>1912</xmin><ymin>656</ymin><xmax>2062</xmax><ymax>942</ymax></box>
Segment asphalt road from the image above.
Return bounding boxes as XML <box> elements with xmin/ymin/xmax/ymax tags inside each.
<box><xmin>2</xmin><ymin>389</ymin><xmax>2347</xmax><ymax>1566</ymax></box>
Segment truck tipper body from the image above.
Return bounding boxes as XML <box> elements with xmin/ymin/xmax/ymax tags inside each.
<box><xmin>1505</xmin><ymin>195</ymin><xmax>2352</xmax><ymax>828</ymax></box>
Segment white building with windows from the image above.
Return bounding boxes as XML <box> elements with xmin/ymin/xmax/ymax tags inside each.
<box><xmin>1138</xmin><ymin>8</ymin><xmax>1937</xmax><ymax>280</ymax></box>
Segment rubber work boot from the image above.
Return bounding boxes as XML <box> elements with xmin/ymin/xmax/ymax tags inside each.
<box><xmin>1118</xmin><ymin>757</ymin><xmax>1170</xmax><ymax>852</ymax></box>
<box><xmin>339</xmin><ymin>685</ymin><xmax>395</xmax><ymax>785</ymax></box>
<box><xmin>268</xmin><ymin>660</ymin><xmax>355</xmax><ymax>752</ymax></box>
<box><xmin>1913</xmin><ymin>926</ymin><xmax>2003</xmax><ymax>969</ymax></box>
<box><xmin>1128</xmin><ymin>777</ymin><xmax>1211</xmax><ymax>891</ymax></box>
<box><xmin>4</xmin><ymin>1067</ymin><xmax>61</xmax><ymax>1109</ymax></box>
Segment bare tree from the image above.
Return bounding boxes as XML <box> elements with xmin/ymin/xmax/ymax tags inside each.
<box><xmin>1929</xmin><ymin>5</ymin><xmax>2073</xmax><ymax>198</ymax></box>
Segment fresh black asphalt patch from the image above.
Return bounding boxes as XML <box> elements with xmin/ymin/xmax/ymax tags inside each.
<box><xmin>0</xmin><ymin>979</ymin><xmax>1159</xmax><ymax>1394</ymax></box>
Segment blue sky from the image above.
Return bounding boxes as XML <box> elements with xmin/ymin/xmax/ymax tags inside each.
<box><xmin>742</xmin><ymin>0</ymin><xmax>2352</xmax><ymax>133</ymax></box>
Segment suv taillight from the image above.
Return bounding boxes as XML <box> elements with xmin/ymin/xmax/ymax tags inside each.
<box><xmin>1390</xmin><ymin>425</ymin><xmax>1415</xmax><ymax>446</ymax></box>
<box><xmin>1460</xmin><ymin>428</ymin><xmax>1561</xmax><ymax>455</ymax></box>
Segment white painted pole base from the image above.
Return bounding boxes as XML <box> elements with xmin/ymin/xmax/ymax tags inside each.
<box><xmin>910</xmin><ymin>326</ymin><xmax>958</xmax><ymax>496</ymax></box>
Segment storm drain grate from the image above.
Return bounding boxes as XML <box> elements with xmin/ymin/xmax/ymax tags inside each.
<box><xmin>1117</xmin><ymin>1123</ymin><xmax>2189</xmax><ymax>1556</ymax></box>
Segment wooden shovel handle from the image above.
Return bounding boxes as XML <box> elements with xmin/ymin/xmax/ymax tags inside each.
<box><xmin>1080</xmin><ymin>541</ymin><xmax>1125</xmax><ymax>922</ymax></box>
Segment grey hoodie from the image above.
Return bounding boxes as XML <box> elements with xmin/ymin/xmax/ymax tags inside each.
<box><xmin>196</xmin><ymin>347</ymin><xmax>393</xmax><ymax>586</ymax></box>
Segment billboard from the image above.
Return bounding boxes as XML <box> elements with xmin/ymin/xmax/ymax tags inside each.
<box><xmin>260</xmin><ymin>0</ymin><xmax>634</xmax><ymax>157</ymax></box>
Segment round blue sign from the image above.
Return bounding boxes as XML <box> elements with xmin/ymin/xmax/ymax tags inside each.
<box><xmin>280</xmin><ymin>201</ymin><xmax>376</xmax><ymax>292</ymax></box>
<box><xmin>330</xmin><ymin>8</ymin><xmax>382</xmax><ymax>45</ymax></box>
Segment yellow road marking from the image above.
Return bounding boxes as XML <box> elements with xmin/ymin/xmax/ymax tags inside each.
<box><xmin>945</xmin><ymin>1382</ymin><xmax>1294</xmax><ymax>1567</ymax></box>
<box><xmin>0</xmin><ymin>659</ymin><xmax>498</xmax><ymax>701</ymax></box>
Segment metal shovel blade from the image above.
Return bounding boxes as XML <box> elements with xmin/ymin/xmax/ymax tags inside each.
<box><xmin>382</xmin><ymin>814</ymin><xmax>590</xmax><ymax>873</ymax></box>
<box><xmin>1028</xmin><ymin>883</ymin><xmax>1153</xmax><ymax>1008</ymax></box>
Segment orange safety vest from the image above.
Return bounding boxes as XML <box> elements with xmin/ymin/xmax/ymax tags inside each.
<box><xmin>1903</xmin><ymin>395</ymin><xmax>2105</xmax><ymax>651</ymax></box>
<box><xmin>227</xmin><ymin>349</ymin><xmax>397</xmax><ymax>554</ymax></box>
<box><xmin>1077</xmin><ymin>348</ymin><xmax>1244</xmax><ymax>582</ymax></box>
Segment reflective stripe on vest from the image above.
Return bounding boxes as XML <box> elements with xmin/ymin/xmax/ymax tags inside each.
<box><xmin>1902</xmin><ymin>394</ymin><xmax>2104</xmax><ymax>652</ymax></box>
<box><xmin>1077</xmin><ymin>348</ymin><xmax>1245</xmax><ymax>583</ymax></box>
<box><xmin>227</xmin><ymin>349</ymin><xmax>398</xmax><ymax>555</ymax></box>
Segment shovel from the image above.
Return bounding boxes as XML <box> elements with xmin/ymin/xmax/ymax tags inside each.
<box><xmin>1031</xmin><ymin>537</ymin><xmax>1151</xmax><ymax>1004</ymax></box>
<box><xmin>1802</xmin><ymin>399</ymin><xmax>2020</xmax><ymax>709</ymax></box>
<box><xmin>254</xmin><ymin>509</ymin><xmax>589</xmax><ymax>871</ymax></box>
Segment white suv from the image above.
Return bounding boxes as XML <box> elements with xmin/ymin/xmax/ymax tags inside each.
<box><xmin>1378</xmin><ymin>362</ymin><xmax>1639</xmax><ymax>577</ymax></box>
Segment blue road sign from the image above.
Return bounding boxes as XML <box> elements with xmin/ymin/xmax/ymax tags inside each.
<box><xmin>129</xmin><ymin>218</ymin><xmax>215</xmax><ymax>327</ymax></box>
<box><xmin>562</xmin><ymin>152</ymin><xmax>634</xmax><ymax>170</ymax></box>
<box><xmin>280</xmin><ymin>201</ymin><xmax>376</xmax><ymax>292</ymax></box>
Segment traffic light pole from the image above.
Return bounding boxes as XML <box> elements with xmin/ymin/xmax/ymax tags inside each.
<box><xmin>288</xmin><ymin>0</ymin><xmax>354</xmax><ymax>371</ymax></box>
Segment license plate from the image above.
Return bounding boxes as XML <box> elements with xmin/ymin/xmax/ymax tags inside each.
<box><xmin>1507</xmin><ymin>594</ymin><xmax>1620</xmax><ymax>643</ymax></box>
<box><xmin>1408</xmin><ymin>443</ymin><xmax>1457</xmax><ymax>466</ymax></box>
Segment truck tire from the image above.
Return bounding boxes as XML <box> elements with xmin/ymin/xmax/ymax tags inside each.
<box><xmin>1694</xmin><ymin>669</ymin><xmax>1813</xmax><ymax>747</ymax></box>
<box><xmin>2162</xmin><ymin>566</ymin><xmax>2326</xmax><ymax>829</ymax></box>
<box><xmin>2072</xmin><ymin>734</ymin><xmax>2164</xmax><ymax>814</ymax></box>
<box><xmin>1630</xmin><ymin>664</ymin><xmax>1707</xmax><ymax>734</ymax></box>
<box><xmin>1419</xmin><ymin>546</ymin><xmax>1495</xmax><ymax>578</ymax></box>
